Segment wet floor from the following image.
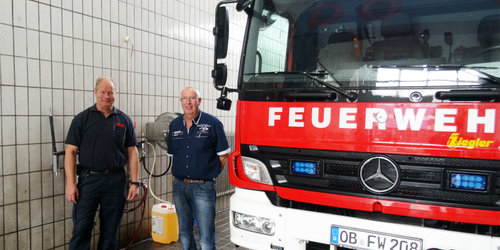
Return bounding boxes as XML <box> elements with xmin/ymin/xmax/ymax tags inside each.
<box><xmin>127</xmin><ymin>209</ymin><xmax>249</xmax><ymax>250</ymax></box>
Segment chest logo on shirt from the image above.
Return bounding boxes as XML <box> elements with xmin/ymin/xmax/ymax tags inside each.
<box><xmin>115</xmin><ymin>123</ymin><xmax>125</xmax><ymax>128</ymax></box>
<box><xmin>196</xmin><ymin>124</ymin><xmax>211</xmax><ymax>138</ymax></box>
<box><xmin>172</xmin><ymin>130</ymin><xmax>183</xmax><ymax>137</ymax></box>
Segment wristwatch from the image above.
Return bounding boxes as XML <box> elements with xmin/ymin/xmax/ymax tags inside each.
<box><xmin>130</xmin><ymin>181</ymin><xmax>140</xmax><ymax>186</ymax></box>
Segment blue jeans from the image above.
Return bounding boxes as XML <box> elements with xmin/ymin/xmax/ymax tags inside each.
<box><xmin>69</xmin><ymin>169</ymin><xmax>127</xmax><ymax>250</ymax></box>
<box><xmin>173</xmin><ymin>177</ymin><xmax>216</xmax><ymax>250</ymax></box>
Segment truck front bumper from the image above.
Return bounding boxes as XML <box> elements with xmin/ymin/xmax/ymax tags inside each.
<box><xmin>230</xmin><ymin>187</ymin><xmax>500</xmax><ymax>250</ymax></box>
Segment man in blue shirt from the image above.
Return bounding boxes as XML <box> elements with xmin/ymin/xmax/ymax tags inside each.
<box><xmin>65</xmin><ymin>77</ymin><xmax>139</xmax><ymax>250</ymax></box>
<box><xmin>167</xmin><ymin>87</ymin><xmax>231</xmax><ymax>250</ymax></box>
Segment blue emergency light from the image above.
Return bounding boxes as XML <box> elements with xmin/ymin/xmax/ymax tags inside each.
<box><xmin>291</xmin><ymin>161</ymin><xmax>318</xmax><ymax>175</ymax></box>
<box><xmin>450</xmin><ymin>172</ymin><xmax>487</xmax><ymax>191</ymax></box>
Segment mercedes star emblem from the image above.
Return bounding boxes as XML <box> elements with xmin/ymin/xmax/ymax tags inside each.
<box><xmin>359</xmin><ymin>156</ymin><xmax>401</xmax><ymax>194</ymax></box>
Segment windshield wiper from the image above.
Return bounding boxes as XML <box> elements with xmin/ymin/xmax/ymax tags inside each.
<box><xmin>251</xmin><ymin>71</ymin><xmax>358</xmax><ymax>101</ymax></box>
<box><xmin>370</xmin><ymin>64</ymin><xmax>500</xmax><ymax>84</ymax></box>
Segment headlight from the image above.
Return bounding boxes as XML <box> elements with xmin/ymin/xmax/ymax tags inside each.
<box><xmin>232</xmin><ymin>211</ymin><xmax>275</xmax><ymax>235</ymax></box>
<box><xmin>241</xmin><ymin>156</ymin><xmax>273</xmax><ymax>185</ymax></box>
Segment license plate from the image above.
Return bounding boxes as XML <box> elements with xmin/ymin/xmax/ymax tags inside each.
<box><xmin>330</xmin><ymin>225</ymin><xmax>422</xmax><ymax>250</ymax></box>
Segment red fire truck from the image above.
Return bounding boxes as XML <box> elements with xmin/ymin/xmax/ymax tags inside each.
<box><xmin>212</xmin><ymin>0</ymin><xmax>500</xmax><ymax>249</ymax></box>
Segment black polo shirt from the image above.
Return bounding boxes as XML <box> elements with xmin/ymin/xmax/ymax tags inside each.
<box><xmin>65</xmin><ymin>104</ymin><xmax>137</xmax><ymax>170</ymax></box>
<box><xmin>166</xmin><ymin>111</ymin><xmax>231</xmax><ymax>180</ymax></box>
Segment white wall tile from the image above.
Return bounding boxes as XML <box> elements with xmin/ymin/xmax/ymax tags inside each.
<box><xmin>127</xmin><ymin>2</ymin><xmax>134</xmax><ymax>28</ymax></box>
<box><xmin>26</xmin><ymin>30</ymin><xmax>39</xmax><ymax>59</ymax></box>
<box><xmin>51</xmin><ymin>7</ymin><xmax>62</xmax><ymax>35</ymax></box>
<box><xmin>109</xmin><ymin>46</ymin><xmax>118</xmax><ymax>71</ymax></box>
<box><xmin>1</xmin><ymin>85</ymin><xmax>15</xmax><ymax>115</ymax></box>
<box><xmin>39</xmin><ymin>32</ymin><xmax>52</xmax><ymax>61</ymax></box>
<box><xmin>93</xmin><ymin>17</ymin><xmax>102</xmax><ymax>43</ymax></box>
<box><xmin>63</xmin><ymin>90</ymin><xmax>74</xmax><ymax>115</ymax></box>
<box><xmin>84</xmin><ymin>91</ymin><xmax>94</xmax><ymax>108</ymax></box>
<box><xmin>102</xmin><ymin>0</ymin><xmax>110</xmax><ymax>20</ymax></box>
<box><xmin>28</xmin><ymin>59</ymin><xmax>40</xmax><ymax>87</ymax></box>
<box><xmin>73</xmin><ymin>38</ymin><xmax>83</xmax><ymax>65</ymax></box>
<box><xmin>74</xmin><ymin>90</ymin><xmax>84</xmax><ymax>114</ymax></box>
<box><xmin>92</xmin><ymin>0</ymin><xmax>101</xmax><ymax>18</ymax></box>
<box><xmin>28</xmin><ymin>117</ymin><xmax>41</xmax><ymax>146</ymax></box>
<box><xmin>26</xmin><ymin>1</ymin><xmax>39</xmax><ymax>30</ymax></box>
<box><xmin>0</xmin><ymin>24</ymin><xmax>13</xmax><ymax>55</ymax></box>
<box><xmin>11</xmin><ymin>59</ymin><xmax>29</xmax><ymax>85</ymax></box>
<box><xmin>82</xmin><ymin>0</ymin><xmax>92</xmax><ymax>16</ymax></box>
<box><xmin>2</xmin><ymin>116</ymin><xmax>15</xmax><ymax>145</ymax></box>
<box><xmin>63</xmin><ymin>37</ymin><xmax>73</xmax><ymax>63</ymax></box>
<box><xmin>102</xmin><ymin>20</ymin><xmax>111</xmax><ymax>44</ymax></box>
<box><xmin>52</xmin><ymin>89</ymin><xmax>64</xmax><ymax>115</ymax></box>
<box><xmin>2</xmin><ymin>146</ymin><xmax>13</xmax><ymax>174</ymax></box>
<box><xmin>83</xmin><ymin>40</ymin><xmax>93</xmax><ymax>66</ymax></box>
<box><xmin>102</xmin><ymin>44</ymin><xmax>111</xmax><ymax>68</ymax></box>
<box><xmin>134</xmin><ymin>6</ymin><xmax>141</xmax><ymax>30</ymax></box>
<box><xmin>39</xmin><ymin>4</ymin><xmax>51</xmax><ymax>33</ymax></box>
<box><xmin>40</xmin><ymin>88</ymin><xmax>52</xmax><ymax>116</ymax></box>
<box><xmin>83</xmin><ymin>66</ymin><xmax>93</xmax><ymax>91</ymax></box>
<box><xmin>62</xmin><ymin>0</ymin><xmax>72</xmax><ymax>10</ymax></box>
<box><xmin>73</xmin><ymin>13</ymin><xmax>83</xmax><ymax>39</ymax></box>
<box><xmin>13</xmin><ymin>0</ymin><xmax>26</xmax><ymax>27</ymax></box>
<box><xmin>0</xmin><ymin>0</ymin><xmax>12</xmax><ymax>25</ymax></box>
<box><xmin>15</xmin><ymin>87</ymin><xmax>28</xmax><ymax>115</ymax></box>
<box><xmin>40</xmin><ymin>60</ymin><xmax>52</xmax><ymax>88</ymax></box>
<box><xmin>28</xmin><ymin>88</ymin><xmax>41</xmax><ymax>116</ymax></box>
<box><xmin>63</xmin><ymin>63</ymin><xmax>74</xmax><ymax>89</ymax></box>
<box><xmin>118</xmin><ymin>1</ymin><xmax>127</xmax><ymax>24</ymax></box>
<box><xmin>62</xmin><ymin>10</ymin><xmax>73</xmax><ymax>37</ymax></box>
<box><xmin>110</xmin><ymin>0</ymin><xmax>119</xmax><ymax>22</ymax></box>
<box><xmin>51</xmin><ymin>0</ymin><xmax>62</xmax><ymax>8</ymax></box>
<box><xmin>1</xmin><ymin>56</ymin><xmax>15</xmax><ymax>85</ymax></box>
<box><xmin>74</xmin><ymin>65</ymin><xmax>84</xmax><ymax>90</ymax></box>
<box><xmin>110</xmin><ymin>23</ymin><xmax>119</xmax><ymax>46</ymax></box>
<box><xmin>52</xmin><ymin>62</ymin><xmax>63</xmax><ymax>88</ymax></box>
<box><xmin>51</xmin><ymin>34</ymin><xmax>63</xmax><ymax>62</ymax></box>
<box><xmin>73</xmin><ymin>0</ymin><xmax>82</xmax><ymax>13</ymax></box>
<box><xmin>83</xmin><ymin>15</ymin><xmax>92</xmax><ymax>41</ymax></box>
<box><xmin>16</xmin><ymin>116</ymin><xmax>29</xmax><ymax>145</ymax></box>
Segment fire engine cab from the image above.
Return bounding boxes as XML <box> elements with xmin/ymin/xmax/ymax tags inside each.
<box><xmin>212</xmin><ymin>0</ymin><xmax>500</xmax><ymax>249</ymax></box>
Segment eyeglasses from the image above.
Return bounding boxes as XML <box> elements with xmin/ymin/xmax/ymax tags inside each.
<box><xmin>180</xmin><ymin>97</ymin><xmax>198</xmax><ymax>103</ymax></box>
<box><xmin>97</xmin><ymin>91</ymin><xmax>115</xmax><ymax>96</ymax></box>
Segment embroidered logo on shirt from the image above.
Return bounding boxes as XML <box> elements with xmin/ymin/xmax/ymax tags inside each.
<box><xmin>172</xmin><ymin>130</ymin><xmax>183</xmax><ymax>136</ymax></box>
<box><xmin>116</xmin><ymin>123</ymin><xmax>125</xmax><ymax>128</ymax></box>
<box><xmin>196</xmin><ymin>124</ymin><xmax>211</xmax><ymax>138</ymax></box>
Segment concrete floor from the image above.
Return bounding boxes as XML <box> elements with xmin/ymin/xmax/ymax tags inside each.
<box><xmin>127</xmin><ymin>209</ymin><xmax>249</xmax><ymax>250</ymax></box>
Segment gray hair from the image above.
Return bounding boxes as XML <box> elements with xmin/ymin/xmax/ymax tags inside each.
<box><xmin>182</xmin><ymin>87</ymin><xmax>201</xmax><ymax>99</ymax></box>
<box><xmin>94</xmin><ymin>77</ymin><xmax>115</xmax><ymax>90</ymax></box>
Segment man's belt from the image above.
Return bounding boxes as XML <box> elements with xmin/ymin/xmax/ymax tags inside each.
<box><xmin>87</xmin><ymin>168</ymin><xmax>123</xmax><ymax>175</ymax></box>
<box><xmin>183</xmin><ymin>178</ymin><xmax>206</xmax><ymax>184</ymax></box>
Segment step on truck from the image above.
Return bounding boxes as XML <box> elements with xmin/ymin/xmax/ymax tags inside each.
<box><xmin>211</xmin><ymin>0</ymin><xmax>500</xmax><ymax>249</ymax></box>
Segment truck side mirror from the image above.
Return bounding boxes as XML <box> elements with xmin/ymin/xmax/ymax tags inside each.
<box><xmin>236</xmin><ymin>0</ymin><xmax>253</xmax><ymax>12</ymax></box>
<box><xmin>212</xmin><ymin>63</ymin><xmax>228</xmax><ymax>87</ymax></box>
<box><xmin>214</xmin><ymin>6</ymin><xmax>229</xmax><ymax>59</ymax></box>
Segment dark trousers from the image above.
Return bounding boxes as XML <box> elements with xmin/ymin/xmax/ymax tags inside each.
<box><xmin>69</xmin><ymin>169</ymin><xmax>127</xmax><ymax>250</ymax></box>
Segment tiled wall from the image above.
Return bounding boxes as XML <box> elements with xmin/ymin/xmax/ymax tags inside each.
<box><xmin>0</xmin><ymin>0</ymin><xmax>243</xmax><ymax>249</ymax></box>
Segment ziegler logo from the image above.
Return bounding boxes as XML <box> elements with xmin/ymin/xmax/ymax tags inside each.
<box><xmin>446</xmin><ymin>133</ymin><xmax>494</xmax><ymax>149</ymax></box>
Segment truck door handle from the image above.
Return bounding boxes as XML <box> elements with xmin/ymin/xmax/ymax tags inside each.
<box><xmin>285</xmin><ymin>92</ymin><xmax>337</xmax><ymax>101</ymax></box>
<box><xmin>435</xmin><ymin>90</ymin><xmax>500</xmax><ymax>101</ymax></box>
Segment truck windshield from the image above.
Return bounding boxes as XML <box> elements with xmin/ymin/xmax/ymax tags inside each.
<box><xmin>241</xmin><ymin>0</ymin><xmax>500</xmax><ymax>89</ymax></box>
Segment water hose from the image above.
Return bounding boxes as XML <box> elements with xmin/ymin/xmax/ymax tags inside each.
<box><xmin>124</xmin><ymin>140</ymin><xmax>173</xmax><ymax>248</ymax></box>
<box><xmin>145</xmin><ymin>141</ymin><xmax>172</xmax><ymax>204</ymax></box>
<box><xmin>123</xmin><ymin>180</ymin><xmax>148</xmax><ymax>249</ymax></box>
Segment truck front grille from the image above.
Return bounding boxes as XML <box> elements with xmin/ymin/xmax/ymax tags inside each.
<box><xmin>242</xmin><ymin>145</ymin><xmax>500</xmax><ymax>209</ymax></box>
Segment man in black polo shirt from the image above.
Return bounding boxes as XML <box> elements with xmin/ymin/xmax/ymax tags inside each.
<box><xmin>167</xmin><ymin>87</ymin><xmax>231</xmax><ymax>250</ymax></box>
<box><xmin>64</xmin><ymin>77</ymin><xmax>139</xmax><ymax>250</ymax></box>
